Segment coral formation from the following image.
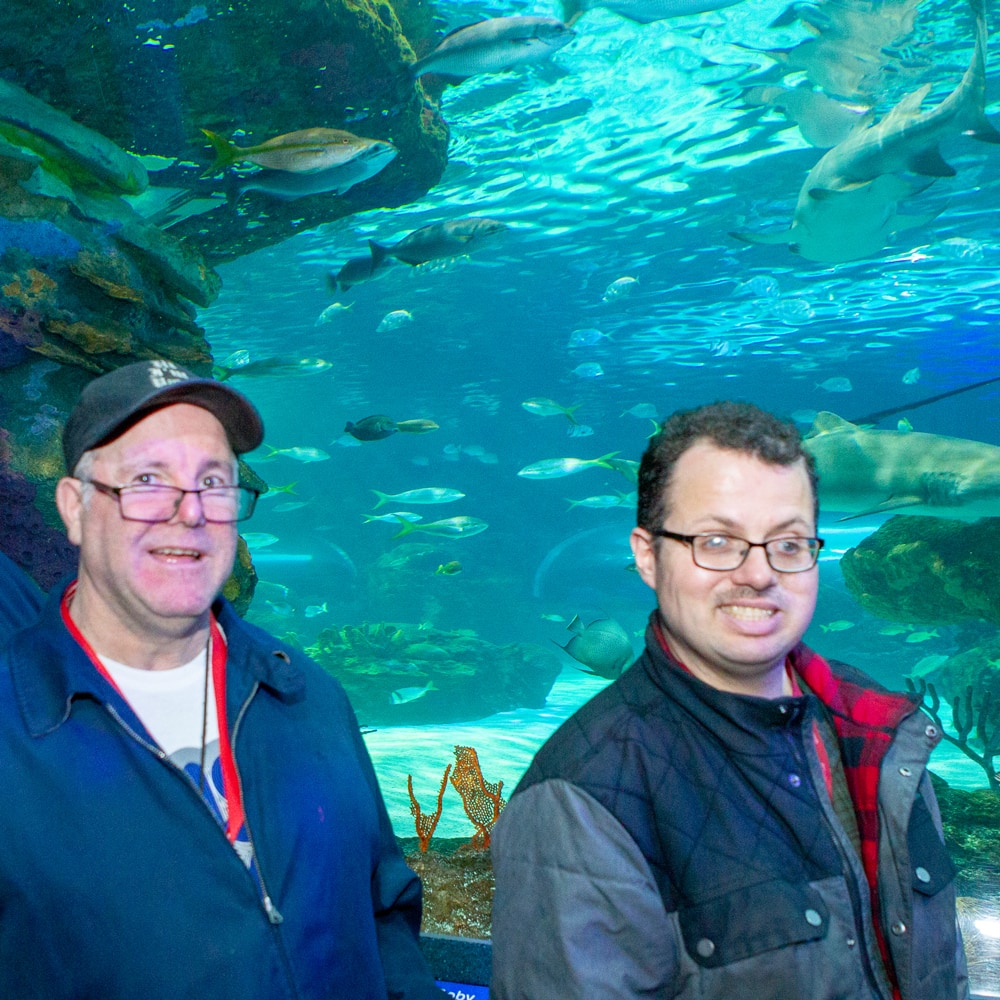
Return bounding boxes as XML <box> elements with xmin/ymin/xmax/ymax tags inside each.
<box><xmin>0</xmin><ymin>463</ymin><xmax>77</xmax><ymax>591</ymax></box>
<box><xmin>450</xmin><ymin>746</ymin><xmax>506</xmax><ymax>850</ymax></box>
<box><xmin>408</xmin><ymin>764</ymin><xmax>452</xmax><ymax>852</ymax></box>
<box><xmin>406</xmin><ymin>746</ymin><xmax>505</xmax><ymax>853</ymax></box>
<box><xmin>308</xmin><ymin>621</ymin><xmax>561</xmax><ymax>724</ymax></box>
<box><xmin>908</xmin><ymin>677</ymin><xmax>999</xmax><ymax>794</ymax></box>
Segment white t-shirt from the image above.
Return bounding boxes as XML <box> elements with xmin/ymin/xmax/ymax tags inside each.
<box><xmin>94</xmin><ymin>636</ymin><xmax>256</xmax><ymax>873</ymax></box>
<box><xmin>100</xmin><ymin>652</ymin><xmax>238</xmax><ymax>849</ymax></box>
<box><xmin>101</xmin><ymin>649</ymin><xmax>220</xmax><ymax>756</ymax></box>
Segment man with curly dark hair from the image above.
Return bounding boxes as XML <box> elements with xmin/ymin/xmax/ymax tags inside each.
<box><xmin>492</xmin><ymin>400</ymin><xmax>966</xmax><ymax>1000</ymax></box>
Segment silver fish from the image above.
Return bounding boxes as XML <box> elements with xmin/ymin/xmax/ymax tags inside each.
<box><xmin>392</xmin><ymin>515</ymin><xmax>488</xmax><ymax>539</ymax></box>
<box><xmin>235</xmin><ymin>139</ymin><xmax>397</xmax><ymax>201</ymax></box>
<box><xmin>375</xmin><ymin>218</ymin><xmax>507</xmax><ymax>266</ymax></box>
<box><xmin>372</xmin><ymin>487</ymin><xmax>465</xmax><ymax>507</ymax></box>
<box><xmin>390</xmin><ymin>680</ymin><xmax>437</xmax><ymax>705</ymax></box>
<box><xmin>518</xmin><ymin>452</ymin><xmax>619</xmax><ymax>480</ymax></box>
<box><xmin>411</xmin><ymin>16</ymin><xmax>574</xmax><ymax>79</ymax></box>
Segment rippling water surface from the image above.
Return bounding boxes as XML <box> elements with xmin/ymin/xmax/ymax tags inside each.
<box><xmin>201</xmin><ymin>0</ymin><xmax>1000</xmax><ymax>825</ymax></box>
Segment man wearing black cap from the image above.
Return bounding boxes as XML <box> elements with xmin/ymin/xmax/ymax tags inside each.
<box><xmin>0</xmin><ymin>360</ymin><xmax>445</xmax><ymax>1000</ymax></box>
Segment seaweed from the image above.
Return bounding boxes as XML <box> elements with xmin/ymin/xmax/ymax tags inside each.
<box><xmin>407</xmin><ymin>764</ymin><xmax>452</xmax><ymax>853</ymax></box>
<box><xmin>906</xmin><ymin>677</ymin><xmax>1000</xmax><ymax>794</ymax></box>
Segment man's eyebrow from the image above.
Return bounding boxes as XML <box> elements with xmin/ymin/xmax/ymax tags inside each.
<box><xmin>689</xmin><ymin>515</ymin><xmax>812</xmax><ymax>533</ymax></box>
<box><xmin>117</xmin><ymin>457</ymin><xmax>235</xmax><ymax>477</ymax></box>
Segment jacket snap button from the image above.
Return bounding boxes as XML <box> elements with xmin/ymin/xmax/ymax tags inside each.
<box><xmin>788</xmin><ymin>773</ymin><xmax>801</xmax><ymax>788</ymax></box>
<box><xmin>696</xmin><ymin>939</ymin><xmax>715</xmax><ymax>958</ymax></box>
<box><xmin>804</xmin><ymin>909</ymin><xmax>822</xmax><ymax>927</ymax></box>
<box><xmin>915</xmin><ymin>867</ymin><xmax>931</xmax><ymax>883</ymax></box>
<box><xmin>925</xmin><ymin>725</ymin><xmax>938</xmax><ymax>738</ymax></box>
<box><xmin>898</xmin><ymin>766</ymin><xmax>912</xmax><ymax>777</ymax></box>
<box><xmin>891</xmin><ymin>921</ymin><xmax>907</xmax><ymax>936</ymax></box>
<box><xmin>846</xmin><ymin>937</ymin><xmax>857</xmax><ymax>948</ymax></box>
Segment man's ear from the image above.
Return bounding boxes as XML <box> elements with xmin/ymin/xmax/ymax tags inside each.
<box><xmin>55</xmin><ymin>477</ymin><xmax>84</xmax><ymax>547</ymax></box>
<box><xmin>629</xmin><ymin>527</ymin><xmax>658</xmax><ymax>590</ymax></box>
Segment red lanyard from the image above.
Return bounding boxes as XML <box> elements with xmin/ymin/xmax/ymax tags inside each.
<box><xmin>60</xmin><ymin>582</ymin><xmax>245</xmax><ymax>842</ymax></box>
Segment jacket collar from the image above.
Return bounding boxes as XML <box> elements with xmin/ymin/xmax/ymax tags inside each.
<box><xmin>10</xmin><ymin>583</ymin><xmax>305</xmax><ymax>738</ymax></box>
<box><xmin>640</xmin><ymin>611</ymin><xmax>918</xmax><ymax>748</ymax></box>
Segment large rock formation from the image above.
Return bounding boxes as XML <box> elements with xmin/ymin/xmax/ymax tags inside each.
<box><xmin>308</xmin><ymin>621</ymin><xmax>563</xmax><ymax>725</ymax></box>
<box><xmin>0</xmin><ymin>0</ymin><xmax>448</xmax><ymax>263</ymax></box>
<box><xmin>0</xmin><ymin>0</ymin><xmax>448</xmax><ymax>589</ymax></box>
<box><xmin>840</xmin><ymin>515</ymin><xmax>1000</xmax><ymax>626</ymax></box>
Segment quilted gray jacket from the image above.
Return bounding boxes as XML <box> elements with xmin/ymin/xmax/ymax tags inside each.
<box><xmin>490</xmin><ymin>621</ymin><xmax>968</xmax><ymax>1000</ymax></box>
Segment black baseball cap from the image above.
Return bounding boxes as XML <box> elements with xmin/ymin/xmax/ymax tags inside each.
<box><xmin>63</xmin><ymin>359</ymin><xmax>264</xmax><ymax>473</ymax></box>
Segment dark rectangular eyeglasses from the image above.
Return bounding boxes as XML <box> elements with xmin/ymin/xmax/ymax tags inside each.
<box><xmin>83</xmin><ymin>480</ymin><xmax>259</xmax><ymax>524</ymax></box>
<box><xmin>653</xmin><ymin>529</ymin><xmax>824</xmax><ymax>573</ymax></box>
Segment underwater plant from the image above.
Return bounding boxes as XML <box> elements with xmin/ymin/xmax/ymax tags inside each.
<box><xmin>450</xmin><ymin>745</ymin><xmax>506</xmax><ymax>850</ymax></box>
<box><xmin>407</xmin><ymin>764</ymin><xmax>452</xmax><ymax>853</ymax></box>
<box><xmin>907</xmin><ymin>677</ymin><xmax>1000</xmax><ymax>794</ymax></box>
<box><xmin>406</xmin><ymin>745</ymin><xmax>507</xmax><ymax>852</ymax></box>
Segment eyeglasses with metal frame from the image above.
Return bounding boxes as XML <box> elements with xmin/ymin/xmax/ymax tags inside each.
<box><xmin>652</xmin><ymin>529</ymin><xmax>824</xmax><ymax>573</ymax></box>
<box><xmin>82</xmin><ymin>479</ymin><xmax>260</xmax><ymax>524</ymax></box>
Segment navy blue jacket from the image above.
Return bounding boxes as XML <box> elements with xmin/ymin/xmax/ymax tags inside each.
<box><xmin>0</xmin><ymin>586</ymin><xmax>444</xmax><ymax>1000</ymax></box>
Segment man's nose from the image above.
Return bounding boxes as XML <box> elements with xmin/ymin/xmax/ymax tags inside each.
<box><xmin>174</xmin><ymin>489</ymin><xmax>207</xmax><ymax>526</ymax></box>
<box><xmin>731</xmin><ymin>544</ymin><xmax>776</xmax><ymax>587</ymax></box>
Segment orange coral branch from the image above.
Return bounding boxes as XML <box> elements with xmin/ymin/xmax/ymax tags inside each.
<box><xmin>449</xmin><ymin>745</ymin><xmax>506</xmax><ymax>850</ymax></box>
<box><xmin>408</xmin><ymin>763</ymin><xmax>452</xmax><ymax>852</ymax></box>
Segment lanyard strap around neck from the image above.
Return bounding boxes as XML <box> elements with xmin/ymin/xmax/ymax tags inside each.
<box><xmin>60</xmin><ymin>581</ymin><xmax>244</xmax><ymax>842</ymax></box>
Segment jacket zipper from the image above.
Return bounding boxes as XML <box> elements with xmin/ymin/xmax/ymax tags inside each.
<box><xmin>782</xmin><ymin>720</ymin><xmax>890</xmax><ymax>1000</ymax></box>
<box><xmin>230</xmin><ymin>681</ymin><xmax>283</xmax><ymax>925</ymax></box>
<box><xmin>103</xmin><ymin>696</ymin><xmax>283</xmax><ymax>924</ymax></box>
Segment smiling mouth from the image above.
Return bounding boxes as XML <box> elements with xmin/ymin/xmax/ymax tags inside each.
<box><xmin>153</xmin><ymin>548</ymin><xmax>202</xmax><ymax>560</ymax></box>
<box><xmin>722</xmin><ymin>605</ymin><xmax>775</xmax><ymax>621</ymax></box>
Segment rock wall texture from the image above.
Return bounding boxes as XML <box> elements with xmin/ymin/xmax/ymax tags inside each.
<box><xmin>0</xmin><ymin>0</ymin><xmax>447</xmax><ymax>590</ymax></box>
<box><xmin>840</xmin><ymin>514</ymin><xmax>1000</xmax><ymax>626</ymax></box>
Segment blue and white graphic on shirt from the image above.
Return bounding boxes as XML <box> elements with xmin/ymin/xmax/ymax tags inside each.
<box><xmin>169</xmin><ymin>742</ymin><xmax>257</xmax><ymax>874</ymax></box>
<box><xmin>100</xmin><ymin>650</ymin><xmax>258</xmax><ymax>877</ymax></box>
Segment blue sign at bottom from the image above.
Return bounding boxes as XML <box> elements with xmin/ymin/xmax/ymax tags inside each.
<box><xmin>436</xmin><ymin>981</ymin><xmax>489</xmax><ymax>1000</ymax></box>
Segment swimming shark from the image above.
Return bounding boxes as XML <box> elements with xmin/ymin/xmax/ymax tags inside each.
<box><xmin>733</xmin><ymin>172</ymin><xmax>937</xmax><ymax>262</ymax></box>
<box><xmin>734</xmin><ymin>0</ymin><xmax>999</xmax><ymax>261</ymax></box>
<box><xmin>798</xmin><ymin>0</ymin><xmax>998</xmax><ymax>192</ymax></box>
<box><xmin>803</xmin><ymin>412</ymin><xmax>1000</xmax><ymax>522</ymax></box>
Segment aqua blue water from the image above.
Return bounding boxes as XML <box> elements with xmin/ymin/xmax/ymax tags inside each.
<box><xmin>198</xmin><ymin>0</ymin><xmax>1000</xmax><ymax>831</ymax></box>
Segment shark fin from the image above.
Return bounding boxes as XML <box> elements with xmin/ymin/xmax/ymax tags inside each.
<box><xmin>906</xmin><ymin>146</ymin><xmax>955</xmax><ymax>178</ymax></box>
<box><xmin>730</xmin><ymin>227</ymin><xmax>795</xmax><ymax>246</ymax></box>
<box><xmin>891</xmin><ymin>209</ymin><xmax>940</xmax><ymax>233</ymax></box>
<box><xmin>885</xmin><ymin>84</ymin><xmax>932</xmax><ymax>123</ymax></box>
<box><xmin>963</xmin><ymin>116</ymin><xmax>1000</xmax><ymax>144</ymax></box>
<box><xmin>805</xmin><ymin>411</ymin><xmax>857</xmax><ymax>437</ymax></box>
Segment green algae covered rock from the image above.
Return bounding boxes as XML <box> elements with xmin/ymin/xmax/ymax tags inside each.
<box><xmin>840</xmin><ymin>515</ymin><xmax>1000</xmax><ymax>626</ymax></box>
<box><xmin>0</xmin><ymin>0</ymin><xmax>448</xmax><ymax>263</ymax></box>
<box><xmin>308</xmin><ymin>621</ymin><xmax>563</xmax><ymax>725</ymax></box>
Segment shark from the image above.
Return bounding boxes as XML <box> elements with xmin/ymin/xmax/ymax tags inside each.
<box><xmin>734</xmin><ymin>0</ymin><xmax>999</xmax><ymax>261</ymax></box>
<box><xmin>733</xmin><ymin>172</ymin><xmax>937</xmax><ymax>262</ymax></box>
<box><xmin>803</xmin><ymin>412</ymin><xmax>1000</xmax><ymax>522</ymax></box>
